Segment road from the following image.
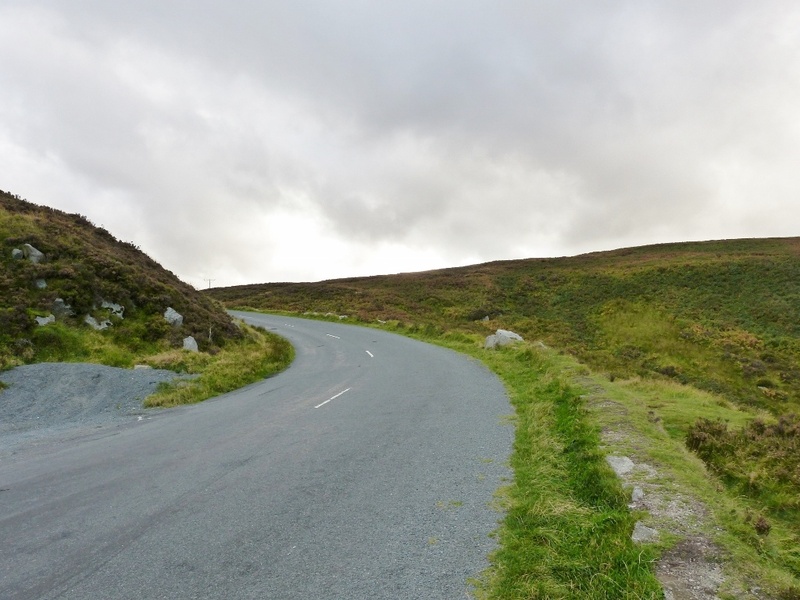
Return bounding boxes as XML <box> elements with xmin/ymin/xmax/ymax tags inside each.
<box><xmin>0</xmin><ymin>312</ymin><xmax>512</xmax><ymax>599</ymax></box>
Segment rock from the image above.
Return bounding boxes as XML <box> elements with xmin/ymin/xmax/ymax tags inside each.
<box><xmin>11</xmin><ymin>248</ymin><xmax>23</xmax><ymax>259</ymax></box>
<box><xmin>631</xmin><ymin>521</ymin><xmax>659</xmax><ymax>543</ymax></box>
<box><xmin>183</xmin><ymin>336</ymin><xmax>199</xmax><ymax>352</ymax></box>
<box><xmin>35</xmin><ymin>279</ymin><xmax>47</xmax><ymax>289</ymax></box>
<box><xmin>481</xmin><ymin>316</ymin><xmax>490</xmax><ymax>322</ymax></box>
<box><xmin>35</xmin><ymin>314</ymin><xmax>56</xmax><ymax>326</ymax></box>
<box><xmin>484</xmin><ymin>329</ymin><xmax>524</xmax><ymax>349</ymax></box>
<box><xmin>134</xmin><ymin>364</ymin><xmax>153</xmax><ymax>370</ymax></box>
<box><xmin>164</xmin><ymin>307</ymin><xmax>183</xmax><ymax>327</ymax></box>
<box><xmin>22</xmin><ymin>243</ymin><xmax>44</xmax><ymax>264</ymax></box>
<box><xmin>101</xmin><ymin>300</ymin><xmax>125</xmax><ymax>318</ymax></box>
<box><xmin>84</xmin><ymin>315</ymin><xmax>111</xmax><ymax>331</ymax></box>
<box><xmin>631</xmin><ymin>486</ymin><xmax>645</xmax><ymax>504</ymax></box>
<box><xmin>52</xmin><ymin>298</ymin><xmax>74</xmax><ymax>319</ymax></box>
<box><xmin>606</xmin><ymin>455</ymin><xmax>635</xmax><ymax>476</ymax></box>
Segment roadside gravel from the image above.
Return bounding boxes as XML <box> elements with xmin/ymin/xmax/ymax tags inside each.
<box><xmin>0</xmin><ymin>363</ymin><xmax>188</xmax><ymax>454</ymax></box>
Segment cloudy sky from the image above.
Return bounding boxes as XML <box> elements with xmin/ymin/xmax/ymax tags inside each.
<box><xmin>2</xmin><ymin>1</ymin><xmax>799</xmax><ymax>287</ymax></box>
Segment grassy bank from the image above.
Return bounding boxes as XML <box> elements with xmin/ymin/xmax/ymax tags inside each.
<box><xmin>475</xmin><ymin>344</ymin><xmax>662</xmax><ymax>599</ymax></box>
<box><xmin>143</xmin><ymin>323</ymin><xmax>293</xmax><ymax>407</ymax></box>
<box><xmin>1</xmin><ymin>316</ymin><xmax>293</xmax><ymax>408</ymax></box>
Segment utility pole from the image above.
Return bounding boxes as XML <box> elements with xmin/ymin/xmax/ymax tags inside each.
<box><xmin>205</xmin><ymin>279</ymin><xmax>215</xmax><ymax>289</ymax></box>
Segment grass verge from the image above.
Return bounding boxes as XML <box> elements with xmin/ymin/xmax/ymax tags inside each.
<box><xmin>143</xmin><ymin>323</ymin><xmax>293</xmax><ymax>407</ymax></box>
<box><xmin>365</xmin><ymin>321</ymin><xmax>663</xmax><ymax>598</ymax></box>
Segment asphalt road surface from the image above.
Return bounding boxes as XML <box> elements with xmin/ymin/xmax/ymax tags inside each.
<box><xmin>0</xmin><ymin>312</ymin><xmax>513</xmax><ymax>599</ymax></box>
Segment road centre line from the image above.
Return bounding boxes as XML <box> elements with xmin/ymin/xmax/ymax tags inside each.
<box><xmin>326</xmin><ymin>333</ymin><xmax>340</xmax><ymax>339</ymax></box>
<box><xmin>365</xmin><ymin>350</ymin><xmax>374</xmax><ymax>358</ymax></box>
<box><xmin>314</xmin><ymin>388</ymin><xmax>352</xmax><ymax>409</ymax></box>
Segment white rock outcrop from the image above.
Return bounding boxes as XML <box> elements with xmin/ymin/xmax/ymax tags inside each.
<box><xmin>484</xmin><ymin>329</ymin><xmax>524</xmax><ymax>349</ymax></box>
<box><xmin>35</xmin><ymin>314</ymin><xmax>56</xmax><ymax>326</ymax></box>
<box><xmin>84</xmin><ymin>315</ymin><xmax>111</xmax><ymax>331</ymax></box>
<box><xmin>101</xmin><ymin>300</ymin><xmax>125</xmax><ymax>318</ymax></box>
<box><xmin>22</xmin><ymin>243</ymin><xmax>44</xmax><ymax>264</ymax></box>
<box><xmin>164</xmin><ymin>307</ymin><xmax>183</xmax><ymax>327</ymax></box>
<box><xmin>183</xmin><ymin>336</ymin><xmax>199</xmax><ymax>352</ymax></box>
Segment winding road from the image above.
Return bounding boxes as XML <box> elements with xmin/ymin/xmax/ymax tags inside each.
<box><xmin>0</xmin><ymin>313</ymin><xmax>512</xmax><ymax>599</ymax></box>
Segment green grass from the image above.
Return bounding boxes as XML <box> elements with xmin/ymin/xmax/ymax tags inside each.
<box><xmin>475</xmin><ymin>346</ymin><xmax>662</xmax><ymax>599</ymax></box>
<box><xmin>363</xmin><ymin>324</ymin><xmax>663</xmax><ymax>598</ymax></box>
<box><xmin>241</xmin><ymin>310</ymin><xmax>800</xmax><ymax>596</ymax></box>
<box><xmin>143</xmin><ymin>323</ymin><xmax>293</xmax><ymax>407</ymax></box>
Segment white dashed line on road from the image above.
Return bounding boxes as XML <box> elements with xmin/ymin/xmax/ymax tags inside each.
<box><xmin>314</xmin><ymin>388</ymin><xmax>352</xmax><ymax>409</ymax></box>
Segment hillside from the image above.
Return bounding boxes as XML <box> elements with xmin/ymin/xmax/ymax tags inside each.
<box><xmin>210</xmin><ymin>237</ymin><xmax>800</xmax><ymax>413</ymax></box>
<box><xmin>0</xmin><ymin>190</ymin><xmax>241</xmax><ymax>369</ymax></box>
<box><xmin>209</xmin><ymin>236</ymin><xmax>800</xmax><ymax>597</ymax></box>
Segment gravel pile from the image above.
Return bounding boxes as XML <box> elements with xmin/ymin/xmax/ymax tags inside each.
<box><xmin>0</xmin><ymin>363</ymin><xmax>188</xmax><ymax>452</ymax></box>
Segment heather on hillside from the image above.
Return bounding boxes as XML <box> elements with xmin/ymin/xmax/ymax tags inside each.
<box><xmin>209</xmin><ymin>237</ymin><xmax>800</xmax><ymax>414</ymax></box>
<box><xmin>0</xmin><ymin>191</ymin><xmax>241</xmax><ymax>368</ymax></box>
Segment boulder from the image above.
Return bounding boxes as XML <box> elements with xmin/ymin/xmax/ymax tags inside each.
<box><xmin>11</xmin><ymin>248</ymin><xmax>23</xmax><ymax>259</ymax></box>
<box><xmin>35</xmin><ymin>314</ymin><xmax>56</xmax><ymax>326</ymax></box>
<box><xmin>164</xmin><ymin>307</ymin><xmax>183</xmax><ymax>327</ymax></box>
<box><xmin>22</xmin><ymin>243</ymin><xmax>44</xmax><ymax>264</ymax></box>
<box><xmin>484</xmin><ymin>329</ymin><xmax>524</xmax><ymax>349</ymax></box>
<box><xmin>606</xmin><ymin>455</ymin><xmax>635</xmax><ymax>476</ymax></box>
<box><xmin>101</xmin><ymin>300</ymin><xmax>125</xmax><ymax>318</ymax></box>
<box><xmin>35</xmin><ymin>279</ymin><xmax>47</xmax><ymax>289</ymax></box>
<box><xmin>84</xmin><ymin>315</ymin><xmax>111</xmax><ymax>331</ymax></box>
<box><xmin>183</xmin><ymin>336</ymin><xmax>199</xmax><ymax>352</ymax></box>
<box><xmin>631</xmin><ymin>521</ymin><xmax>658</xmax><ymax>544</ymax></box>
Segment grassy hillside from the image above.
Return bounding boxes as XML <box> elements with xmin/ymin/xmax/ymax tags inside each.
<box><xmin>209</xmin><ymin>237</ymin><xmax>800</xmax><ymax>597</ymax></box>
<box><xmin>0</xmin><ymin>191</ymin><xmax>292</xmax><ymax>404</ymax></box>
<box><xmin>212</xmin><ymin>238</ymin><xmax>800</xmax><ymax>413</ymax></box>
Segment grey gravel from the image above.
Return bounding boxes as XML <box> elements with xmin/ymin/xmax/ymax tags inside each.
<box><xmin>0</xmin><ymin>362</ymin><xmax>188</xmax><ymax>453</ymax></box>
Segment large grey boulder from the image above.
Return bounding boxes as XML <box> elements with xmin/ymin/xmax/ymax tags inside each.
<box><xmin>22</xmin><ymin>243</ymin><xmax>44</xmax><ymax>264</ymax></box>
<box><xmin>484</xmin><ymin>329</ymin><xmax>524</xmax><ymax>349</ymax></box>
<box><xmin>164</xmin><ymin>307</ymin><xmax>183</xmax><ymax>327</ymax></box>
<box><xmin>183</xmin><ymin>336</ymin><xmax>199</xmax><ymax>352</ymax></box>
<box><xmin>11</xmin><ymin>248</ymin><xmax>23</xmax><ymax>260</ymax></box>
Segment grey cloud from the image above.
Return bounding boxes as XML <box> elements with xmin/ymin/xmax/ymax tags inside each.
<box><xmin>2</xmin><ymin>1</ymin><xmax>799</xmax><ymax>284</ymax></box>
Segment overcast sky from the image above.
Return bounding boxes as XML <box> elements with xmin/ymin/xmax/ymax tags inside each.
<box><xmin>2</xmin><ymin>1</ymin><xmax>799</xmax><ymax>287</ymax></box>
